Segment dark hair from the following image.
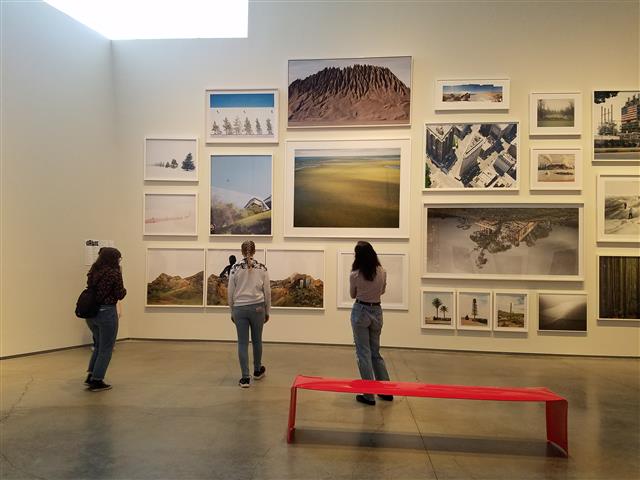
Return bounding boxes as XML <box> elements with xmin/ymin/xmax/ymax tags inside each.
<box><xmin>88</xmin><ymin>247</ymin><xmax>122</xmax><ymax>284</ymax></box>
<box><xmin>351</xmin><ymin>241</ymin><xmax>380</xmax><ymax>281</ymax></box>
<box><xmin>229</xmin><ymin>255</ymin><xmax>237</xmax><ymax>264</ymax></box>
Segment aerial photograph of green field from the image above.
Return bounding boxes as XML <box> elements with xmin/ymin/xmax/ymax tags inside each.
<box><xmin>293</xmin><ymin>148</ymin><xmax>400</xmax><ymax>228</ymax></box>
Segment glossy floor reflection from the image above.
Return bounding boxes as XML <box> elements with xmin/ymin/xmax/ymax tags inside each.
<box><xmin>1</xmin><ymin>341</ymin><xmax>638</xmax><ymax>479</ymax></box>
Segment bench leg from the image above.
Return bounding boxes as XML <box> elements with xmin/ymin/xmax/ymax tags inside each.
<box><xmin>287</xmin><ymin>386</ymin><xmax>298</xmax><ymax>443</ymax></box>
<box><xmin>546</xmin><ymin>399</ymin><xmax>568</xmax><ymax>457</ymax></box>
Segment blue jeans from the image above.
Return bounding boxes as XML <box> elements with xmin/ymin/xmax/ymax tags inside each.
<box><xmin>85</xmin><ymin>305</ymin><xmax>118</xmax><ymax>381</ymax></box>
<box><xmin>351</xmin><ymin>302</ymin><xmax>390</xmax><ymax>401</ymax></box>
<box><xmin>232</xmin><ymin>303</ymin><xmax>265</xmax><ymax>378</ymax></box>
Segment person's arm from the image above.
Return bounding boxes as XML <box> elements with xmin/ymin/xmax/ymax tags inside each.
<box><xmin>349</xmin><ymin>271</ymin><xmax>357</xmax><ymax>299</ymax></box>
<box><xmin>381</xmin><ymin>269</ymin><xmax>387</xmax><ymax>296</ymax></box>
<box><xmin>114</xmin><ymin>269</ymin><xmax>127</xmax><ymax>300</ymax></box>
<box><xmin>227</xmin><ymin>271</ymin><xmax>236</xmax><ymax>309</ymax></box>
<box><xmin>263</xmin><ymin>268</ymin><xmax>271</xmax><ymax>321</ymax></box>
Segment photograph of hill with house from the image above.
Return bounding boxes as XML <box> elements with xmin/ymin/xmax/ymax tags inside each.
<box><xmin>210</xmin><ymin>155</ymin><xmax>272</xmax><ymax>235</ymax></box>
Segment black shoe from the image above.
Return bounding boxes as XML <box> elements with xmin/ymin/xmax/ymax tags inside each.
<box><xmin>84</xmin><ymin>374</ymin><xmax>92</xmax><ymax>386</ymax></box>
<box><xmin>87</xmin><ymin>380</ymin><xmax>112</xmax><ymax>392</ymax></box>
<box><xmin>378</xmin><ymin>394</ymin><xmax>394</xmax><ymax>401</ymax></box>
<box><xmin>253</xmin><ymin>366</ymin><xmax>266</xmax><ymax>380</ymax></box>
<box><xmin>239</xmin><ymin>377</ymin><xmax>251</xmax><ymax>388</ymax></box>
<box><xmin>356</xmin><ymin>394</ymin><xmax>376</xmax><ymax>406</ymax></box>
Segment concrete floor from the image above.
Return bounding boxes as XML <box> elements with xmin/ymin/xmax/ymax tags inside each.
<box><xmin>1</xmin><ymin>341</ymin><xmax>639</xmax><ymax>480</ymax></box>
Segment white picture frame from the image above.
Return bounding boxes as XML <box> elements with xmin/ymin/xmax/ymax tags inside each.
<box><xmin>288</xmin><ymin>56</ymin><xmax>412</xmax><ymax>128</ymax></box>
<box><xmin>421</xmin><ymin>288</ymin><xmax>456</xmax><ymax>330</ymax></box>
<box><xmin>456</xmin><ymin>289</ymin><xmax>492</xmax><ymax>331</ymax></box>
<box><xmin>336</xmin><ymin>251</ymin><xmax>409</xmax><ymax>310</ymax></box>
<box><xmin>597</xmin><ymin>254</ymin><xmax>640</xmax><ymax>321</ymax></box>
<box><xmin>205</xmin><ymin>248</ymin><xmax>266</xmax><ymax>307</ymax></box>
<box><xmin>284</xmin><ymin>138</ymin><xmax>411</xmax><ymax>238</ymax></box>
<box><xmin>423</xmin><ymin>121</ymin><xmax>519</xmax><ymax>191</ymax></box>
<box><xmin>493</xmin><ymin>290</ymin><xmax>530</xmax><ymax>332</ymax></box>
<box><xmin>537</xmin><ymin>291</ymin><xmax>587</xmax><ymax>333</ymax></box>
<box><xmin>592</xmin><ymin>90</ymin><xmax>640</xmax><ymax>162</ymax></box>
<box><xmin>596</xmin><ymin>174</ymin><xmax>640</xmax><ymax>243</ymax></box>
<box><xmin>529</xmin><ymin>147</ymin><xmax>583</xmax><ymax>191</ymax></box>
<box><xmin>529</xmin><ymin>92</ymin><xmax>582</xmax><ymax>136</ymax></box>
<box><xmin>144</xmin><ymin>137</ymin><xmax>198</xmax><ymax>182</ymax></box>
<box><xmin>146</xmin><ymin>248</ymin><xmax>205</xmax><ymax>308</ymax></box>
<box><xmin>209</xmin><ymin>153</ymin><xmax>273</xmax><ymax>236</ymax></box>
<box><xmin>434</xmin><ymin>78</ymin><xmax>510</xmax><ymax>111</ymax></box>
<box><xmin>265</xmin><ymin>248</ymin><xmax>324</xmax><ymax>310</ymax></box>
<box><xmin>205</xmin><ymin>88</ymin><xmax>279</xmax><ymax>144</ymax></box>
<box><xmin>143</xmin><ymin>192</ymin><xmax>198</xmax><ymax>236</ymax></box>
<box><xmin>422</xmin><ymin>202</ymin><xmax>584</xmax><ymax>281</ymax></box>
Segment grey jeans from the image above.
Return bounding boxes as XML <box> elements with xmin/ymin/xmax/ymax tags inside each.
<box><xmin>351</xmin><ymin>302</ymin><xmax>390</xmax><ymax>401</ymax></box>
<box><xmin>85</xmin><ymin>305</ymin><xmax>118</xmax><ymax>381</ymax></box>
<box><xmin>232</xmin><ymin>303</ymin><xmax>265</xmax><ymax>378</ymax></box>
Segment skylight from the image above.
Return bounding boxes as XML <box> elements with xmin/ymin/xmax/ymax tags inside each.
<box><xmin>43</xmin><ymin>0</ymin><xmax>248</xmax><ymax>40</ymax></box>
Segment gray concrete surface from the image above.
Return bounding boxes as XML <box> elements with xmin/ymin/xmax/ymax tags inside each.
<box><xmin>1</xmin><ymin>341</ymin><xmax>638</xmax><ymax>479</ymax></box>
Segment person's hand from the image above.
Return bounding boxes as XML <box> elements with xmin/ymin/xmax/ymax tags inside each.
<box><xmin>230</xmin><ymin>316</ymin><xmax>235</xmax><ymax>324</ymax></box>
<box><xmin>264</xmin><ymin>314</ymin><xmax>269</xmax><ymax>323</ymax></box>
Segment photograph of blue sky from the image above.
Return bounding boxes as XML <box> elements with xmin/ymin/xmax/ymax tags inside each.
<box><xmin>443</xmin><ymin>84</ymin><xmax>503</xmax><ymax>94</ymax></box>
<box><xmin>210</xmin><ymin>92</ymin><xmax>274</xmax><ymax>108</ymax></box>
<box><xmin>211</xmin><ymin>155</ymin><xmax>271</xmax><ymax>208</ymax></box>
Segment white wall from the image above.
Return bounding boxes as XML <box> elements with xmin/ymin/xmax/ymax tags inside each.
<box><xmin>0</xmin><ymin>2</ymin><xmax>128</xmax><ymax>357</ymax></box>
<box><xmin>2</xmin><ymin>1</ymin><xmax>639</xmax><ymax>357</ymax></box>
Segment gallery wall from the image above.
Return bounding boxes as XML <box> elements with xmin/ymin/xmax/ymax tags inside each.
<box><xmin>2</xmin><ymin>1</ymin><xmax>639</xmax><ymax>357</ymax></box>
<box><xmin>0</xmin><ymin>3</ymin><xmax>129</xmax><ymax>357</ymax></box>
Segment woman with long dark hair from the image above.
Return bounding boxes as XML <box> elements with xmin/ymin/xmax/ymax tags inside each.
<box><xmin>228</xmin><ymin>240</ymin><xmax>271</xmax><ymax>388</ymax></box>
<box><xmin>349</xmin><ymin>241</ymin><xmax>392</xmax><ymax>405</ymax></box>
<box><xmin>84</xmin><ymin>247</ymin><xmax>126</xmax><ymax>391</ymax></box>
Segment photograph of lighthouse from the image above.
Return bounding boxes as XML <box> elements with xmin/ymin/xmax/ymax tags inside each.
<box><xmin>423</xmin><ymin>122</ymin><xmax>519</xmax><ymax>191</ymax></box>
<box><xmin>592</xmin><ymin>90</ymin><xmax>640</xmax><ymax>161</ymax></box>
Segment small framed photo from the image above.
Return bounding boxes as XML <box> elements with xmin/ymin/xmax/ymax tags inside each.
<box><xmin>596</xmin><ymin>174</ymin><xmax>640</xmax><ymax>243</ymax></box>
<box><xmin>529</xmin><ymin>148</ymin><xmax>583</xmax><ymax>191</ymax></box>
<box><xmin>598</xmin><ymin>254</ymin><xmax>640</xmax><ymax>321</ymax></box>
<box><xmin>456</xmin><ymin>289</ymin><xmax>492</xmax><ymax>331</ymax></box>
<box><xmin>493</xmin><ymin>290</ymin><xmax>529</xmax><ymax>332</ymax></box>
<box><xmin>205</xmin><ymin>89</ymin><xmax>278</xmax><ymax>144</ymax></box>
<box><xmin>421</xmin><ymin>288</ymin><xmax>456</xmax><ymax>329</ymax></box>
<box><xmin>435</xmin><ymin>78</ymin><xmax>510</xmax><ymax>111</ymax></box>
<box><xmin>265</xmin><ymin>248</ymin><xmax>325</xmax><ymax>310</ymax></box>
<box><xmin>529</xmin><ymin>92</ymin><xmax>582</xmax><ymax>136</ymax></box>
<box><xmin>592</xmin><ymin>90</ymin><xmax>640</xmax><ymax>162</ymax></box>
<box><xmin>143</xmin><ymin>192</ymin><xmax>198</xmax><ymax>236</ymax></box>
<box><xmin>146</xmin><ymin>248</ymin><xmax>205</xmax><ymax>307</ymax></box>
<box><xmin>537</xmin><ymin>291</ymin><xmax>587</xmax><ymax>332</ymax></box>
<box><xmin>144</xmin><ymin>137</ymin><xmax>198</xmax><ymax>182</ymax></box>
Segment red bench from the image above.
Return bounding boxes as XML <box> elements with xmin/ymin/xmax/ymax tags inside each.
<box><xmin>287</xmin><ymin>375</ymin><xmax>568</xmax><ymax>457</ymax></box>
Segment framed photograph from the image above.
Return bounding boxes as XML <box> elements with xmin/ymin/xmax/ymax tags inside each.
<box><xmin>423</xmin><ymin>203</ymin><xmax>584</xmax><ymax>281</ymax></box>
<box><xmin>434</xmin><ymin>78</ymin><xmax>510</xmax><ymax>111</ymax></box>
<box><xmin>144</xmin><ymin>137</ymin><xmax>198</xmax><ymax>182</ymax></box>
<box><xmin>205</xmin><ymin>89</ymin><xmax>278</xmax><ymax>144</ymax></box>
<box><xmin>205</xmin><ymin>248</ymin><xmax>266</xmax><ymax>307</ymax></box>
<box><xmin>598</xmin><ymin>255</ymin><xmax>640</xmax><ymax>321</ymax></box>
<box><xmin>421</xmin><ymin>288</ymin><xmax>456</xmax><ymax>330</ymax></box>
<box><xmin>529</xmin><ymin>148</ymin><xmax>583</xmax><ymax>191</ymax></box>
<box><xmin>210</xmin><ymin>154</ymin><xmax>272</xmax><ymax>236</ymax></box>
<box><xmin>592</xmin><ymin>90</ymin><xmax>640</xmax><ymax>161</ymax></box>
<box><xmin>146</xmin><ymin>248</ymin><xmax>205</xmax><ymax>307</ymax></box>
<box><xmin>596</xmin><ymin>174</ymin><xmax>640</xmax><ymax>243</ymax></box>
<box><xmin>265</xmin><ymin>249</ymin><xmax>324</xmax><ymax>309</ymax></box>
<box><xmin>493</xmin><ymin>290</ymin><xmax>529</xmax><ymax>332</ymax></box>
<box><xmin>423</xmin><ymin>121</ymin><xmax>519</xmax><ymax>191</ymax></box>
<box><xmin>537</xmin><ymin>291</ymin><xmax>587</xmax><ymax>332</ymax></box>
<box><xmin>284</xmin><ymin>139</ymin><xmax>410</xmax><ymax>238</ymax></box>
<box><xmin>143</xmin><ymin>192</ymin><xmax>198</xmax><ymax>236</ymax></box>
<box><xmin>288</xmin><ymin>56</ymin><xmax>412</xmax><ymax>128</ymax></box>
<box><xmin>457</xmin><ymin>289</ymin><xmax>492</xmax><ymax>331</ymax></box>
<box><xmin>529</xmin><ymin>92</ymin><xmax>582</xmax><ymax>136</ymax></box>
<box><xmin>336</xmin><ymin>251</ymin><xmax>409</xmax><ymax>310</ymax></box>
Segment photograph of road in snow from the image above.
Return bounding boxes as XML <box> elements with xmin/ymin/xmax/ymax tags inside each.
<box><xmin>538</xmin><ymin>292</ymin><xmax>587</xmax><ymax>332</ymax></box>
<box><xmin>206</xmin><ymin>89</ymin><xmax>278</xmax><ymax>143</ymax></box>
<box><xmin>144</xmin><ymin>193</ymin><xmax>198</xmax><ymax>236</ymax></box>
<box><xmin>144</xmin><ymin>138</ymin><xmax>198</xmax><ymax>181</ymax></box>
<box><xmin>597</xmin><ymin>175</ymin><xmax>640</xmax><ymax>243</ymax></box>
<box><xmin>210</xmin><ymin>155</ymin><xmax>272</xmax><ymax>235</ymax></box>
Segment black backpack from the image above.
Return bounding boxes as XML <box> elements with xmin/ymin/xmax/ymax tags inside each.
<box><xmin>75</xmin><ymin>287</ymin><xmax>100</xmax><ymax>318</ymax></box>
